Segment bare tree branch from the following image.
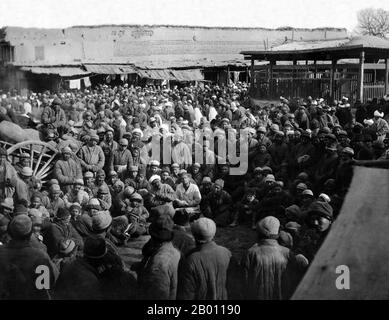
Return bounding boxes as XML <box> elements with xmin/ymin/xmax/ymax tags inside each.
<box><xmin>356</xmin><ymin>8</ymin><xmax>389</xmax><ymax>38</ymax></box>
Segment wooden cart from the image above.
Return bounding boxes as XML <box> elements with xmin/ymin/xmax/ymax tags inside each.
<box><xmin>0</xmin><ymin>140</ymin><xmax>59</xmax><ymax>183</ymax></box>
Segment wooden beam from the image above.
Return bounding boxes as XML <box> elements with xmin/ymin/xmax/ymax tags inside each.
<box><xmin>358</xmin><ymin>51</ymin><xmax>365</xmax><ymax>102</ymax></box>
<box><xmin>385</xmin><ymin>58</ymin><xmax>389</xmax><ymax>95</ymax></box>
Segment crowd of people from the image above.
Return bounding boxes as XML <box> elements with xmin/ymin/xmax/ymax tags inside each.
<box><xmin>0</xmin><ymin>82</ymin><xmax>388</xmax><ymax>300</ymax></box>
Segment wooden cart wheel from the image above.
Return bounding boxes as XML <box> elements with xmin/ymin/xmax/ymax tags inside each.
<box><xmin>6</xmin><ymin>140</ymin><xmax>59</xmax><ymax>182</ymax></box>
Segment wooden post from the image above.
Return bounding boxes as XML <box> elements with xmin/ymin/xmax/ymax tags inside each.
<box><xmin>250</xmin><ymin>57</ymin><xmax>255</xmax><ymax>93</ymax></box>
<box><xmin>226</xmin><ymin>65</ymin><xmax>230</xmax><ymax>85</ymax></box>
<box><xmin>269</xmin><ymin>60</ymin><xmax>274</xmax><ymax>99</ymax></box>
<box><xmin>385</xmin><ymin>58</ymin><xmax>389</xmax><ymax>95</ymax></box>
<box><xmin>330</xmin><ymin>59</ymin><xmax>336</xmax><ymax>101</ymax></box>
<box><xmin>246</xmin><ymin>66</ymin><xmax>249</xmax><ymax>83</ymax></box>
<box><xmin>292</xmin><ymin>60</ymin><xmax>297</xmax><ymax>98</ymax></box>
<box><xmin>358</xmin><ymin>51</ymin><xmax>365</xmax><ymax>102</ymax></box>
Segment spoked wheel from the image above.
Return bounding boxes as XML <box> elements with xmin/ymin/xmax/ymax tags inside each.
<box><xmin>6</xmin><ymin>140</ymin><xmax>59</xmax><ymax>183</ymax></box>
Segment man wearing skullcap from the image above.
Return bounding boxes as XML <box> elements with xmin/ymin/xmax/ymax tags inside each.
<box><xmin>109</xmin><ymin>138</ymin><xmax>133</xmax><ymax>180</ymax></box>
<box><xmin>137</xmin><ymin>214</ymin><xmax>180</xmax><ymax>300</ymax></box>
<box><xmin>54</xmin><ymin>146</ymin><xmax>83</xmax><ymax>193</ymax></box>
<box><xmin>77</xmin><ymin>131</ymin><xmax>105</xmax><ymax>173</ymax></box>
<box><xmin>0</xmin><ymin>214</ymin><xmax>57</xmax><ymax>299</ymax></box>
<box><xmin>177</xmin><ymin>217</ymin><xmax>232</xmax><ymax>300</ymax></box>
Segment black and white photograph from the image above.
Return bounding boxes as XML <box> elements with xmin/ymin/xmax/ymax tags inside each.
<box><xmin>0</xmin><ymin>0</ymin><xmax>389</xmax><ymax>306</ymax></box>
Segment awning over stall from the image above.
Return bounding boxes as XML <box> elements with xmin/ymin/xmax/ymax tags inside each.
<box><xmin>20</xmin><ymin>66</ymin><xmax>90</xmax><ymax>77</ymax></box>
<box><xmin>136</xmin><ymin>68</ymin><xmax>204</xmax><ymax>81</ymax></box>
<box><xmin>84</xmin><ymin>64</ymin><xmax>137</xmax><ymax>74</ymax></box>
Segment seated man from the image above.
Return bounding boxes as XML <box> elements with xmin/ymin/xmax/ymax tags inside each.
<box><xmin>174</xmin><ymin>173</ymin><xmax>201</xmax><ymax>220</ymax></box>
<box><xmin>146</xmin><ymin>175</ymin><xmax>176</xmax><ymax>210</ymax></box>
<box><xmin>202</xmin><ymin>179</ymin><xmax>232</xmax><ymax>227</ymax></box>
<box><xmin>63</xmin><ymin>179</ymin><xmax>90</xmax><ymax>209</ymax></box>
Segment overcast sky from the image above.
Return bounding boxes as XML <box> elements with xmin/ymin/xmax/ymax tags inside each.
<box><xmin>1</xmin><ymin>0</ymin><xmax>389</xmax><ymax>31</ymax></box>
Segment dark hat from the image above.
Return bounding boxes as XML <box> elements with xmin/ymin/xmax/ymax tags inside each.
<box><xmin>307</xmin><ymin>201</ymin><xmax>333</xmax><ymax>221</ymax></box>
<box><xmin>8</xmin><ymin>214</ymin><xmax>32</xmax><ymax>239</ymax></box>
<box><xmin>56</xmin><ymin>207</ymin><xmax>71</xmax><ymax>220</ymax></box>
<box><xmin>325</xmin><ymin>133</ymin><xmax>337</xmax><ymax>141</ymax></box>
<box><xmin>161</xmin><ymin>166</ymin><xmax>171</xmax><ymax>174</ymax></box>
<box><xmin>173</xmin><ymin>209</ymin><xmax>190</xmax><ymax>226</ymax></box>
<box><xmin>69</xmin><ymin>203</ymin><xmax>82</xmax><ymax>211</ymax></box>
<box><xmin>52</xmin><ymin>97</ymin><xmax>62</xmax><ymax>106</ymax></box>
<box><xmin>84</xmin><ymin>236</ymin><xmax>107</xmax><ymax>259</ymax></box>
<box><xmin>14</xmin><ymin>203</ymin><xmax>28</xmax><ymax>216</ymax></box>
<box><xmin>97</xmin><ymin>185</ymin><xmax>109</xmax><ymax>195</ymax></box>
<box><xmin>149</xmin><ymin>214</ymin><xmax>174</xmax><ymax>241</ymax></box>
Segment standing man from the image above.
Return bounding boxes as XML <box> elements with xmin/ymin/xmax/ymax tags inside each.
<box><xmin>0</xmin><ymin>215</ymin><xmax>57</xmax><ymax>299</ymax></box>
<box><xmin>77</xmin><ymin>133</ymin><xmax>105</xmax><ymax>173</ymax></box>
<box><xmin>54</xmin><ymin>147</ymin><xmax>83</xmax><ymax>193</ymax></box>
<box><xmin>0</xmin><ymin>147</ymin><xmax>18</xmax><ymax>202</ymax></box>
<box><xmin>240</xmin><ymin>216</ymin><xmax>293</xmax><ymax>300</ymax></box>
<box><xmin>177</xmin><ymin>218</ymin><xmax>232</xmax><ymax>300</ymax></box>
<box><xmin>136</xmin><ymin>214</ymin><xmax>181</xmax><ymax>300</ymax></box>
<box><xmin>110</xmin><ymin>138</ymin><xmax>133</xmax><ymax>180</ymax></box>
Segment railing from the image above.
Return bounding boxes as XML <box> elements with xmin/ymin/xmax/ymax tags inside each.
<box><xmin>363</xmin><ymin>82</ymin><xmax>385</xmax><ymax>103</ymax></box>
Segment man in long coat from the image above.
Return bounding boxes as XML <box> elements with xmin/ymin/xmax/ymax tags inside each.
<box><xmin>177</xmin><ymin>218</ymin><xmax>232</xmax><ymax>300</ymax></box>
<box><xmin>136</xmin><ymin>214</ymin><xmax>181</xmax><ymax>300</ymax></box>
<box><xmin>54</xmin><ymin>147</ymin><xmax>83</xmax><ymax>193</ymax></box>
<box><xmin>77</xmin><ymin>133</ymin><xmax>105</xmax><ymax>173</ymax></box>
<box><xmin>240</xmin><ymin>216</ymin><xmax>295</xmax><ymax>300</ymax></box>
